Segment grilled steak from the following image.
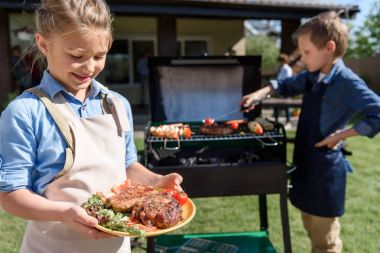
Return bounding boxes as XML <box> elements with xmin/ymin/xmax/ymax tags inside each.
<box><xmin>132</xmin><ymin>192</ymin><xmax>182</xmax><ymax>228</ymax></box>
<box><xmin>108</xmin><ymin>185</ymin><xmax>158</xmax><ymax>212</ymax></box>
<box><xmin>199</xmin><ymin>125</ymin><xmax>234</xmax><ymax>135</ymax></box>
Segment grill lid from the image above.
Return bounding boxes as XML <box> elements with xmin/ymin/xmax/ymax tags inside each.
<box><xmin>148</xmin><ymin>56</ymin><xmax>262</xmax><ymax>122</ymax></box>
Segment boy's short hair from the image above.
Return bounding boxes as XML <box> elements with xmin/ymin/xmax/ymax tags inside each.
<box><xmin>292</xmin><ymin>11</ymin><xmax>349</xmax><ymax>58</ymax></box>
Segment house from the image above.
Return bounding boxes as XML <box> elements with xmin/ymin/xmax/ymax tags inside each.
<box><xmin>0</xmin><ymin>0</ymin><xmax>359</xmax><ymax>106</ymax></box>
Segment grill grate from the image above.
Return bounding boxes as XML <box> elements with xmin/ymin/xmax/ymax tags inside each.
<box><xmin>147</xmin><ymin>131</ymin><xmax>284</xmax><ymax>143</ymax></box>
<box><xmin>145</xmin><ymin>121</ymin><xmax>286</xmax><ymax>153</ymax></box>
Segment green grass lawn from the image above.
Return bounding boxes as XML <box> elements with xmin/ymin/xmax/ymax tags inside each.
<box><xmin>1</xmin><ymin>134</ymin><xmax>379</xmax><ymax>253</ymax></box>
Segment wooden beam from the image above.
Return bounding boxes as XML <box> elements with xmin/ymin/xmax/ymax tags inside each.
<box><xmin>157</xmin><ymin>16</ymin><xmax>177</xmax><ymax>56</ymax></box>
<box><xmin>280</xmin><ymin>19</ymin><xmax>300</xmax><ymax>55</ymax></box>
<box><xmin>0</xmin><ymin>9</ymin><xmax>11</xmax><ymax>107</ymax></box>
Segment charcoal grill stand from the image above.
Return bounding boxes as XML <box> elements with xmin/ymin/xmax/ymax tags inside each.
<box><xmin>144</xmin><ymin>56</ymin><xmax>291</xmax><ymax>253</ymax></box>
<box><xmin>145</xmin><ymin>162</ymin><xmax>292</xmax><ymax>253</ymax></box>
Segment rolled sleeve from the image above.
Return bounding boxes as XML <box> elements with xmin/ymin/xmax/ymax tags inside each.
<box><xmin>270</xmin><ymin>80</ymin><xmax>280</xmax><ymax>95</ymax></box>
<box><xmin>343</xmin><ymin>79</ymin><xmax>380</xmax><ymax>138</ymax></box>
<box><xmin>0</xmin><ymin>99</ymin><xmax>35</xmax><ymax>192</ymax></box>
<box><xmin>125</xmin><ymin>132</ymin><xmax>138</xmax><ymax>168</ymax></box>
<box><xmin>353</xmin><ymin>120</ymin><xmax>377</xmax><ymax>138</ymax></box>
<box><xmin>0</xmin><ymin>166</ymin><xmax>32</xmax><ymax>191</ymax></box>
<box><xmin>120</xmin><ymin>96</ymin><xmax>138</xmax><ymax>169</ymax></box>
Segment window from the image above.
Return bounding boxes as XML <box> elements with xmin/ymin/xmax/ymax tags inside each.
<box><xmin>184</xmin><ymin>40</ymin><xmax>208</xmax><ymax>56</ymax></box>
<box><xmin>177</xmin><ymin>39</ymin><xmax>208</xmax><ymax>56</ymax></box>
<box><xmin>104</xmin><ymin>40</ymin><xmax>129</xmax><ymax>85</ymax></box>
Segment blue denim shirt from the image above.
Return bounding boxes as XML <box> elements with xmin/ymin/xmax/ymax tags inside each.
<box><xmin>272</xmin><ymin>59</ymin><xmax>380</xmax><ymax>138</ymax></box>
<box><xmin>0</xmin><ymin>71</ymin><xmax>137</xmax><ymax>195</ymax></box>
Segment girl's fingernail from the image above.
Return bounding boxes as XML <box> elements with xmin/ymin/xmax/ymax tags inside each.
<box><xmin>91</xmin><ymin>219</ymin><xmax>98</xmax><ymax>226</ymax></box>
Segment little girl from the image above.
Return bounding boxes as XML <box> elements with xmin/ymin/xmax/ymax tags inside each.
<box><xmin>0</xmin><ymin>1</ymin><xmax>182</xmax><ymax>252</ymax></box>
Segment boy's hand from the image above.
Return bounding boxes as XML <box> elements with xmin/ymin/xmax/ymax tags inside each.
<box><xmin>240</xmin><ymin>86</ymin><xmax>274</xmax><ymax>112</ymax></box>
<box><xmin>240</xmin><ymin>92</ymin><xmax>261</xmax><ymax>112</ymax></box>
<box><xmin>315</xmin><ymin>130</ymin><xmax>342</xmax><ymax>149</ymax></box>
<box><xmin>61</xmin><ymin>204</ymin><xmax>115</xmax><ymax>239</ymax></box>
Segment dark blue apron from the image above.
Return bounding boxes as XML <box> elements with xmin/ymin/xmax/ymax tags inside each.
<box><xmin>289</xmin><ymin>80</ymin><xmax>347</xmax><ymax>217</ymax></box>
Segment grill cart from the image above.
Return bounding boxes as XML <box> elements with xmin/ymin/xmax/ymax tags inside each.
<box><xmin>144</xmin><ymin>56</ymin><xmax>292</xmax><ymax>253</ymax></box>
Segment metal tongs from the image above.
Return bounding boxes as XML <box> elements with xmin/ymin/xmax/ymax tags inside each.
<box><xmin>240</xmin><ymin>99</ymin><xmax>262</xmax><ymax>111</ymax></box>
<box><xmin>214</xmin><ymin>96</ymin><xmax>269</xmax><ymax>120</ymax></box>
<box><xmin>215</xmin><ymin>98</ymin><xmax>266</xmax><ymax>119</ymax></box>
<box><xmin>241</xmin><ymin>95</ymin><xmax>271</xmax><ymax>111</ymax></box>
<box><xmin>212</xmin><ymin>101</ymin><xmax>259</xmax><ymax>120</ymax></box>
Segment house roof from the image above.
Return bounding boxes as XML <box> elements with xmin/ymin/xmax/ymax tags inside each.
<box><xmin>184</xmin><ymin>0</ymin><xmax>351</xmax><ymax>9</ymax></box>
<box><xmin>0</xmin><ymin>0</ymin><xmax>360</xmax><ymax>19</ymax></box>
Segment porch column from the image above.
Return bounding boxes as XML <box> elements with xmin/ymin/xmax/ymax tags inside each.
<box><xmin>280</xmin><ymin>19</ymin><xmax>301</xmax><ymax>55</ymax></box>
<box><xmin>157</xmin><ymin>16</ymin><xmax>177</xmax><ymax>56</ymax></box>
<box><xmin>0</xmin><ymin>9</ymin><xmax>12</xmax><ymax>107</ymax></box>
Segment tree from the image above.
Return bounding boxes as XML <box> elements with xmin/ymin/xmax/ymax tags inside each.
<box><xmin>346</xmin><ymin>1</ymin><xmax>380</xmax><ymax>58</ymax></box>
<box><xmin>246</xmin><ymin>35</ymin><xmax>280</xmax><ymax>72</ymax></box>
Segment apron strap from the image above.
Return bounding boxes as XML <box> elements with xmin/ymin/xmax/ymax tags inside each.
<box><xmin>97</xmin><ymin>84</ymin><xmax>130</xmax><ymax>134</ymax></box>
<box><xmin>27</xmin><ymin>87</ymin><xmax>75</xmax><ymax>178</ymax></box>
<box><xmin>100</xmin><ymin>93</ymin><xmax>112</xmax><ymax>114</ymax></box>
<box><xmin>106</xmin><ymin>96</ymin><xmax>131</xmax><ymax>135</ymax></box>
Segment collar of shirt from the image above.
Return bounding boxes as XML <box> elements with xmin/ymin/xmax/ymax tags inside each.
<box><xmin>309</xmin><ymin>59</ymin><xmax>345</xmax><ymax>85</ymax></box>
<box><xmin>40</xmin><ymin>70</ymin><xmax>109</xmax><ymax>100</ymax></box>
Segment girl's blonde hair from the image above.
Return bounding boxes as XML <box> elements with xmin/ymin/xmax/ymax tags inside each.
<box><xmin>31</xmin><ymin>0</ymin><xmax>113</xmax><ymax>67</ymax></box>
<box><xmin>36</xmin><ymin>0</ymin><xmax>113</xmax><ymax>42</ymax></box>
<box><xmin>292</xmin><ymin>11</ymin><xmax>349</xmax><ymax>58</ymax></box>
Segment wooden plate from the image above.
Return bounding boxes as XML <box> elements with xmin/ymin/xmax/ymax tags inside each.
<box><xmin>95</xmin><ymin>198</ymin><xmax>196</xmax><ymax>237</ymax></box>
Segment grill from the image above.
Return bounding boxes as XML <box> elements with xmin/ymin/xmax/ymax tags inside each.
<box><xmin>144</xmin><ymin>56</ymin><xmax>292</xmax><ymax>253</ymax></box>
<box><xmin>145</xmin><ymin>121</ymin><xmax>286</xmax><ymax>168</ymax></box>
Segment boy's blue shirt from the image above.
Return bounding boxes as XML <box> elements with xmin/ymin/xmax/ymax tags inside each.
<box><xmin>0</xmin><ymin>71</ymin><xmax>138</xmax><ymax>195</ymax></box>
<box><xmin>273</xmin><ymin>59</ymin><xmax>380</xmax><ymax>139</ymax></box>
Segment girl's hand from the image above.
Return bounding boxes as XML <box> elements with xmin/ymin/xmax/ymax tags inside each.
<box><xmin>315</xmin><ymin>130</ymin><xmax>342</xmax><ymax>149</ymax></box>
<box><xmin>154</xmin><ymin>173</ymin><xmax>183</xmax><ymax>192</ymax></box>
<box><xmin>61</xmin><ymin>204</ymin><xmax>115</xmax><ymax>240</ymax></box>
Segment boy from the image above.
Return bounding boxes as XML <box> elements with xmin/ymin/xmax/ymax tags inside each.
<box><xmin>241</xmin><ymin>11</ymin><xmax>380</xmax><ymax>253</ymax></box>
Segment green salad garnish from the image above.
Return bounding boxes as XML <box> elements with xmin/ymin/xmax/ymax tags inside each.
<box><xmin>82</xmin><ymin>194</ymin><xmax>145</xmax><ymax>237</ymax></box>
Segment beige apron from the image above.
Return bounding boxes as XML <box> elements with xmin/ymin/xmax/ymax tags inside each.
<box><xmin>20</xmin><ymin>89</ymin><xmax>131</xmax><ymax>253</ymax></box>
